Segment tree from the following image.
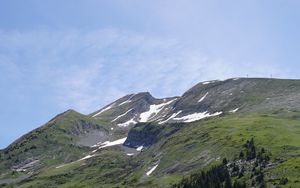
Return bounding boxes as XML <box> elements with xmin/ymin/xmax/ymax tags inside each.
<box><xmin>173</xmin><ymin>163</ymin><xmax>233</xmax><ymax>188</ymax></box>
<box><xmin>233</xmin><ymin>180</ymin><xmax>246</xmax><ymax>188</ymax></box>
<box><xmin>224</xmin><ymin>176</ymin><xmax>232</xmax><ymax>188</ymax></box>
<box><xmin>245</xmin><ymin>138</ymin><xmax>256</xmax><ymax>160</ymax></box>
<box><xmin>279</xmin><ymin>177</ymin><xmax>288</xmax><ymax>185</ymax></box>
<box><xmin>239</xmin><ymin>151</ymin><xmax>244</xmax><ymax>159</ymax></box>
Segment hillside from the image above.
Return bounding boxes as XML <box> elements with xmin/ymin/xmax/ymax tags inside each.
<box><xmin>1</xmin><ymin>78</ymin><xmax>300</xmax><ymax>188</ymax></box>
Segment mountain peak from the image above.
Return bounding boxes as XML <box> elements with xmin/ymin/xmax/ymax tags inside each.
<box><xmin>47</xmin><ymin>109</ymin><xmax>82</xmax><ymax>124</ymax></box>
<box><xmin>130</xmin><ymin>92</ymin><xmax>154</xmax><ymax>102</ymax></box>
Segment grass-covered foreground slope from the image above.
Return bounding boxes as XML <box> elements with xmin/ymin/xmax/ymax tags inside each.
<box><xmin>6</xmin><ymin>109</ymin><xmax>299</xmax><ymax>188</ymax></box>
<box><xmin>127</xmin><ymin>110</ymin><xmax>300</xmax><ymax>187</ymax></box>
<box><xmin>14</xmin><ymin>148</ymin><xmax>141</xmax><ymax>188</ymax></box>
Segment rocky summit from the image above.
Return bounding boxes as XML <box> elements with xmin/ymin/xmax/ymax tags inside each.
<box><xmin>1</xmin><ymin>78</ymin><xmax>300</xmax><ymax>188</ymax></box>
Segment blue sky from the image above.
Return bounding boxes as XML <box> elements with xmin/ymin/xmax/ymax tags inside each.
<box><xmin>1</xmin><ymin>0</ymin><xmax>300</xmax><ymax>149</ymax></box>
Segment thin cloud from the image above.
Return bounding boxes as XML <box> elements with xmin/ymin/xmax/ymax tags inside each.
<box><xmin>0</xmin><ymin>29</ymin><xmax>289</xmax><ymax>114</ymax></box>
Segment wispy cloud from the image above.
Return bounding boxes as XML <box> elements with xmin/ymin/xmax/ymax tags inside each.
<box><xmin>0</xmin><ymin>29</ymin><xmax>290</xmax><ymax>113</ymax></box>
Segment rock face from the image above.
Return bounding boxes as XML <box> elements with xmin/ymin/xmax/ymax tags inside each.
<box><xmin>66</xmin><ymin>119</ymin><xmax>108</xmax><ymax>147</ymax></box>
<box><xmin>123</xmin><ymin>123</ymin><xmax>159</xmax><ymax>148</ymax></box>
<box><xmin>124</xmin><ymin>122</ymin><xmax>182</xmax><ymax>149</ymax></box>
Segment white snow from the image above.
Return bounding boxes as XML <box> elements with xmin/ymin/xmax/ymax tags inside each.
<box><xmin>111</xmin><ymin>109</ymin><xmax>133</xmax><ymax>122</ymax></box>
<box><xmin>56</xmin><ymin>154</ymin><xmax>96</xmax><ymax>169</ymax></box>
<box><xmin>92</xmin><ymin>104</ymin><xmax>114</xmax><ymax>117</ymax></box>
<box><xmin>110</xmin><ymin>127</ymin><xmax>114</xmax><ymax>130</ymax></box>
<box><xmin>91</xmin><ymin>137</ymin><xmax>127</xmax><ymax>153</ymax></box>
<box><xmin>202</xmin><ymin>80</ymin><xmax>221</xmax><ymax>85</ymax></box>
<box><xmin>127</xmin><ymin>153</ymin><xmax>134</xmax><ymax>156</ymax></box>
<box><xmin>229</xmin><ymin>108</ymin><xmax>239</xmax><ymax>113</ymax></box>
<box><xmin>117</xmin><ymin>118</ymin><xmax>137</xmax><ymax>127</ymax></box>
<box><xmin>118</xmin><ymin>94</ymin><xmax>135</xmax><ymax>106</ymax></box>
<box><xmin>119</xmin><ymin>100</ymin><xmax>132</xmax><ymax>106</ymax></box>
<box><xmin>233</xmin><ymin>78</ymin><xmax>240</xmax><ymax>81</ymax></box>
<box><xmin>202</xmin><ymin>81</ymin><xmax>211</xmax><ymax>85</ymax></box>
<box><xmin>91</xmin><ymin>141</ymin><xmax>104</xmax><ymax>148</ymax></box>
<box><xmin>136</xmin><ymin>146</ymin><xmax>144</xmax><ymax>151</ymax></box>
<box><xmin>146</xmin><ymin>164</ymin><xmax>159</xmax><ymax>176</ymax></box>
<box><xmin>98</xmin><ymin>137</ymin><xmax>127</xmax><ymax>149</ymax></box>
<box><xmin>173</xmin><ymin>111</ymin><xmax>223</xmax><ymax>123</ymax></box>
<box><xmin>79</xmin><ymin>154</ymin><xmax>95</xmax><ymax>161</ymax></box>
<box><xmin>56</xmin><ymin>138</ymin><xmax>127</xmax><ymax>169</ymax></box>
<box><xmin>56</xmin><ymin>164</ymin><xmax>67</xmax><ymax>169</ymax></box>
<box><xmin>198</xmin><ymin>92</ymin><xmax>208</xmax><ymax>103</ymax></box>
<box><xmin>158</xmin><ymin>111</ymin><xmax>182</xmax><ymax>124</ymax></box>
<box><xmin>55</xmin><ymin>137</ymin><xmax>128</xmax><ymax>169</ymax></box>
<box><xmin>15</xmin><ymin>160</ymin><xmax>39</xmax><ymax>172</ymax></box>
<box><xmin>139</xmin><ymin>99</ymin><xmax>177</xmax><ymax>122</ymax></box>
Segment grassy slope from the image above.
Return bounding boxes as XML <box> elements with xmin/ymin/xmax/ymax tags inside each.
<box><xmin>15</xmin><ymin>148</ymin><xmax>141</xmax><ymax>188</ymax></box>
<box><xmin>139</xmin><ymin>111</ymin><xmax>300</xmax><ymax>187</ymax></box>
<box><xmin>0</xmin><ymin>110</ymin><xmax>110</xmax><ymax>181</ymax></box>
<box><xmin>3</xmin><ymin>110</ymin><xmax>300</xmax><ymax>188</ymax></box>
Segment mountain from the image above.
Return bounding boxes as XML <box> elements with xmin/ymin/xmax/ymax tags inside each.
<box><xmin>90</xmin><ymin>78</ymin><xmax>300</xmax><ymax>126</ymax></box>
<box><xmin>0</xmin><ymin>78</ymin><xmax>300</xmax><ymax>188</ymax></box>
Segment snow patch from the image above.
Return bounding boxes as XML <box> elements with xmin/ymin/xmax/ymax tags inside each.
<box><xmin>198</xmin><ymin>92</ymin><xmax>208</xmax><ymax>103</ymax></box>
<box><xmin>111</xmin><ymin>109</ymin><xmax>133</xmax><ymax>122</ymax></box>
<box><xmin>139</xmin><ymin>99</ymin><xmax>177</xmax><ymax>122</ymax></box>
<box><xmin>229</xmin><ymin>108</ymin><xmax>239</xmax><ymax>113</ymax></box>
<box><xmin>118</xmin><ymin>94</ymin><xmax>135</xmax><ymax>106</ymax></box>
<box><xmin>92</xmin><ymin>104</ymin><xmax>114</xmax><ymax>117</ymax></box>
<box><xmin>91</xmin><ymin>137</ymin><xmax>127</xmax><ymax>153</ymax></box>
<box><xmin>173</xmin><ymin>111</ymin><xmax>223</xmax><ymax>123</ymax></box>
<box><xmin>127</xmin><ymin>153</ymin><xmax>134</xmax><ymax>156</ymax></box>
<box><xmin>146</xmin><ymin>164</ymin><xmax>159</xmax><ymax>176</ymax></box>
<box><xmin>56</xmin><ymin>137</ymin><xmax>128</xmax><ymax>169</ymax></box>
<box><xmin>55</xmin><ymin>154</ymin><xmax>96</xmax><ymax>169</ymax></box>
<box><xmin>158</xmin><ymin>111</ymin><xmax>182</xmax><ymax>124</ymax></box>
<box><xmin>136</xmin><ymin>146</ymin><xmax>144</xmax><ymax>151</ymax></box>
<box><xmin>98</xmin><ymin>137</ymin><xmax>127</xmax><ymax>149</ymax></box>
<box><xmin>119</xmin><ymin>100</ymin><xmax>131</xmax><ymax>106</ymax></box>
<box><xmin>117</xmin><ymin>118</ymin><xmax>137</xmax><ymax>127</ymax></box>
<box><xmin>79</xmin><ymin>154</ymin><xmax>95</xmax><ymax>161</ymax></box>
<box><xmin>15</xmin><ymin>160</ymin><xmax>39</xmax><ymax>172</ymax></box>
<box><xmin>202</xmin><ymin>80</ymin><xmax>220</xmax><ymax>85</ymax></box>
<box><xmin>56</xmin><ymin>164</ymin><xmax>66</xmax><ymax>169</ymax></box>
<box><xmin>202</xmin><ymin>81</ymin><xmax>211</xmax><ymax>85</ymax></box>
